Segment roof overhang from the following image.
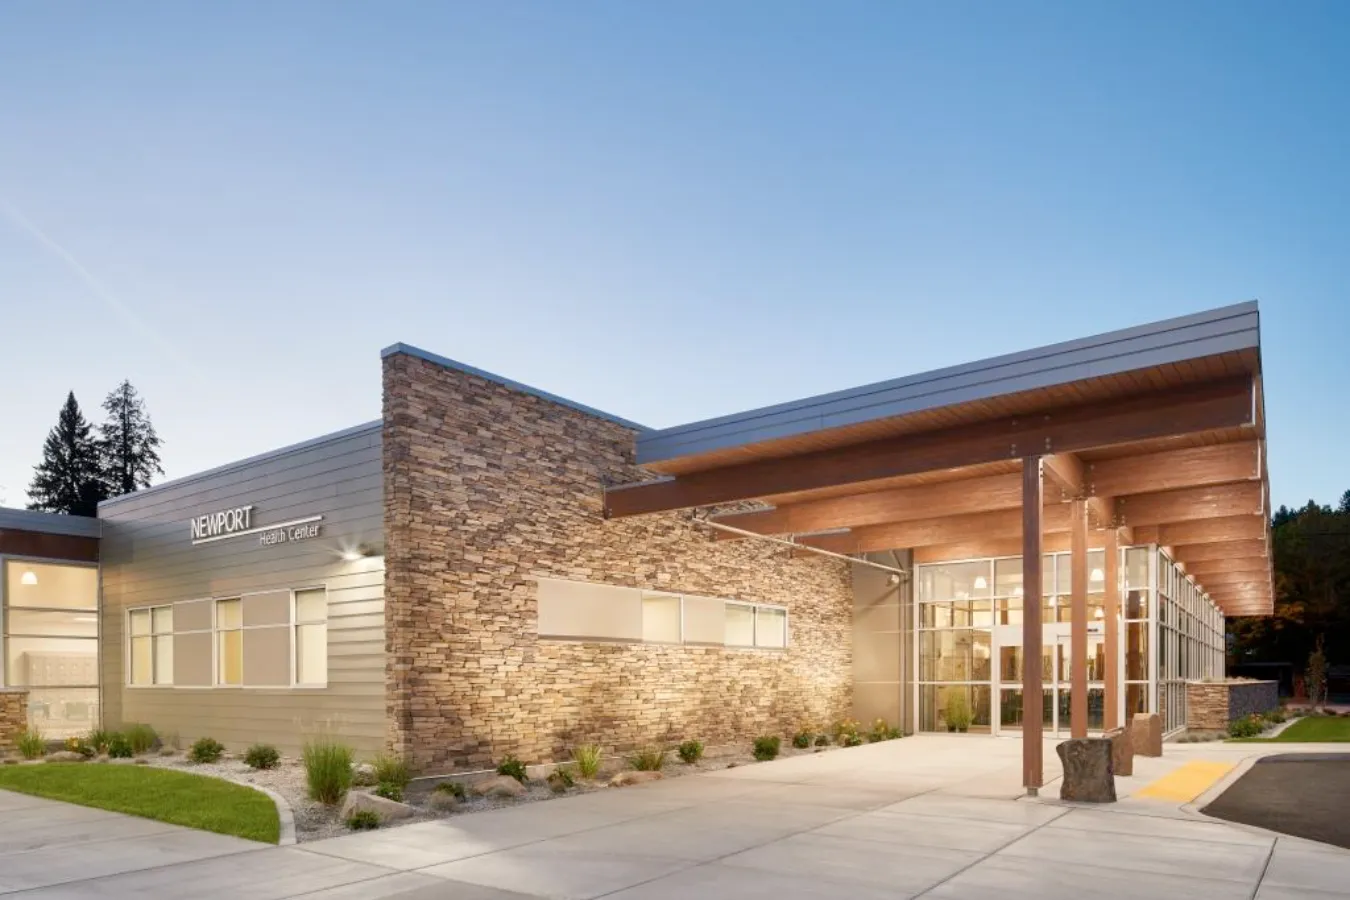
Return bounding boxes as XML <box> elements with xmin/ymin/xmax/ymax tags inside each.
<box><xmin>607</xmin><ymin>302</ymin><xmax>1273</xmax><ymax>617</ymax></box>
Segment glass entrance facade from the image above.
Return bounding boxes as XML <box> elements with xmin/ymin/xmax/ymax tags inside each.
<box><xmin>915</xmin><ymin>545</ymin><xmax>1224</xmax><ymax>736</ymax></box>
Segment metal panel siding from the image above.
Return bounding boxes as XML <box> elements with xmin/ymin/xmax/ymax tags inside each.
<box><xmin>0</xmin><ymin>507</ymin><xmax>101</xmax><ymax>538</ymax></box>
<box><xmin>637</xmin><ymin>302</ymin><xmax>1261</xmax><ymax>463</ymax></box>
<box><xmin>98</xmin><ymin>427</ymin><xmax>385</xmax><ymax>755</ymax></box>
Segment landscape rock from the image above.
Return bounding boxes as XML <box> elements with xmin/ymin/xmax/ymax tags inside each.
<box><xmin>1130</xmin><ymin>713</ymin><xmax>1162</xmax><ymax>757</ymax></box>
<box><xmin>1056</xmin><ymin>738</ymin><xmax>1116</xmax><ymax>803</ymax></box>
<box><xmin>46</xmin><ymin>751</ymin><xmax>85</xmax><ymax>763</ymax></box>
<box><xmin>1106</xmin><ymin>727</ymin><xmax>1134</xmax><ymax>777</ymax></box>
<box><xmin>340</xmin><ymin>790</ymin><xmax>415</xmax><ymax>822</ymax></box>
<box><xmin>427</xmin><ymin>791</ymin><xmax>462</xmax><ymax>812</ymax></box>
<box><xmin>471</xmin><ymin>775</ymin><xmax>526</xmax><ymax>799</ymax></box>
<box><xmin>609</xmin><ymin>770</ymin><xmax>664</xmax><ymax>787</ymax></box>
<box><xmin>351</xmin><ymin>763</ymin><xmax>377</xmax><ymax>786</ymax></box>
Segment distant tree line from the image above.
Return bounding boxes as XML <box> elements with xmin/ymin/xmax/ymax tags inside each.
<box><xmin>26</xmin><ymin>381</ymin><xmax>163</xmax><ymax>516</ymax></box>
<box><xmin>1230</xmin><ymin>491</ymin><xmax>1350</xmax><ymax>683</ymax></box>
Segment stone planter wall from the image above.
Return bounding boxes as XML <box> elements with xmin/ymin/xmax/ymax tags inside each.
<box><xmin>0</xmin><ymin>689</ymin><xmax>29</xmax><ymax>756</ymax></box>
<box><xmin>383</xmin><ymin>352</ymin><xmax>855</xmax><ymax>773</ymax></box>
<box><xmin>1186</xmin><ymin>680</ymin><xmax>1279</xmax><ymax>731</ymax></box>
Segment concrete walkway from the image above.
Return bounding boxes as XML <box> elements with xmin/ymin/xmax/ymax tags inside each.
<box><xmin>4</xmin><ymin>736</ymin><xmax>1349</xmax><ymax>898</ymax></box>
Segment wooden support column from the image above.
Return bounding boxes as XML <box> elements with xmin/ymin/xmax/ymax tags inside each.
<box><xmin>1070</xmin><ymin>498</ymin><xmax>1088</xmax><ymax>738</ymax></box>
<box><xmin>1103</xmin><ymin>528</ymin><xmax>1121</xmax><ymax>731</ymax></box>
<box><xmin>1022</xmin><ymin>457</ymin><xmax>1044</xmax><ymax>795</ymax></box>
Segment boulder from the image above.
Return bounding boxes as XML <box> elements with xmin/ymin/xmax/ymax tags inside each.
<box><xmin>1130</xmin><ymin>713</ymin><xmax>1162</xmax><ymax>757</ymax></box>
<box><xmin>609</xmin><ymin>770</ymin><xmax>664</xmax><ymax>787</ymax></box>
<box><xmin>471</xmin><ymin>775</ymin><xmax>526</xmax><ymax>799</ymax></box>
<box><xmin>1106</xmin><ymin>727</ymin><xmax>1134</xmax><ymax>777</ymax></box>
<box><xmin>46</xmin><ymin>751</ymin><xmax>86</xmax><ymax>763</ymax></box>
<box><xmin>427</xmin><ymin>791</ymin><xmax>461</xmax><ymax>812</ymax></box>
<box><xmin>1056</xmin><ymin>738</ymin><xmax>1116</xmax><ymax>803</ymax></box>
<box><xmin>340</xmin><ymin>790</ymin><xmax>414</xmax><ymax>823</ymax></box>
<box><xmin>351</xmin><ymin>762</ymin><xmax>377</xmax><ymax>787</ymax></box>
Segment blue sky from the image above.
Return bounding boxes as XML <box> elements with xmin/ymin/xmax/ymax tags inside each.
<box><xmin>1</xmin><ymin>1</ymin><xmax>1346</xmax><ymax>510</ymax></box>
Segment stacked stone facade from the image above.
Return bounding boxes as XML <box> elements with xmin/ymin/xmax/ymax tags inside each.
<box><xmin>0</xmin><ymin>690</ymin><xmax>29</xmax><ymax>757</ymax></box>
<box><xmin>383</xmin><ymin>352</ymin><xmax>854</xmax><ymax>772</ymax></box>
<box><xmin>1185</xmin><ymin>680</ymin><xmax>1279</xmax><ymax>731</ymax></box>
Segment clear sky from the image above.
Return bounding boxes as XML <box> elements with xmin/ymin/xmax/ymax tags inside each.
<box><xmin>1</xmin><ymin>2</ymin><xmax>1346</xmax><ymax>510</ymax></box>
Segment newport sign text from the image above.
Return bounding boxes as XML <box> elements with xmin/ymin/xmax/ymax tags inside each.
<box><xmin>189</xmin><ymin>505</ymin><xmax>323</xmax><ymax>547</ymax></box>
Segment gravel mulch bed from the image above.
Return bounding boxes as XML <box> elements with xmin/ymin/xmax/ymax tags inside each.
<box><xmin>147</xmin><ymin>738</ymin><xmax>863</xmax><ymax>843</ymax></box>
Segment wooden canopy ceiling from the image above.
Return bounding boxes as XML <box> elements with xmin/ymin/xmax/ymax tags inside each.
<box><xmin>606</xmin><ymin>348</ymin><xmax>1273</xmax><ymax>617</ymax></box>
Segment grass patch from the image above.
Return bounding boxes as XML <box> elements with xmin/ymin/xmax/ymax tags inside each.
<box><xmin>1230</xmin><ymin>716</ymin><xmax>1350</xmax><ymax>743</ymax></box>
<box><xmin>0</xmin><ymin>764</ymin><xmax>279</xmax><ymax>843</ymax></box>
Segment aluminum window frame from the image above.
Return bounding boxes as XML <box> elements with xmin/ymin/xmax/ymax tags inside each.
<box><xmin>125</xmin><ymin>604</ymin><xmax>174</xmax><ymax>688</ymax></box>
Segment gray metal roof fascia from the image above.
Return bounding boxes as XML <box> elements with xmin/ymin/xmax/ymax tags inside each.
<box><xmin>97</xmin><ymin>420</ymin><xmax>382</xmax><ymax>511</ymax></box>
<box><xmin>382</xmin><ymin>342</ymin><xmax>650</xmax><ymax>432</ymax></box>
<box><xmin>0</xmin><ymin>507</ymin><xmax>102</xmax><ymax>538</ymax></box>
<box><xmin>637</xmin><ymin>301</ymin><xmax>1260</xmax><ymax>465</ymax></box>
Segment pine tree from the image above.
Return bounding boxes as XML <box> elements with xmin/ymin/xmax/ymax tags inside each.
<box><xmin>27</xmin><ymin>392</ymin><xmax>108</xmax><ymax>516</ymax></box>
<box><xmin>100</xmin><ymin>379</ymin><xmax>163</xmax><ymax>496</ymax></box>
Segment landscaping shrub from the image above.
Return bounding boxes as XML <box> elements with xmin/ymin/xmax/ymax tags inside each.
<box><xmin>496</xmin><ymin>755</ymin><xmax>528</xmax><ymax>783</ymax></box>
<box><xmin>189</xmin><ymin>737</ymin><xmax>225</xmax><ymax>764</ymax></box>
<box><xmin>814</xmin><ymin>733</ymin><xmax>830</xmax><ymax>747</ymax></box>
<box><xmin>124</xmin><ymin>723</ymin><xmax>158</xmax><ymax>756</ymax></box>
<box><xmin>677</xmin><ymin>740</ymin><xmax>704</xmax><ymax>764</ymax></box>
<box><xmin>1264</xmin><ymin>709</ymin><xmax>1287</xmax><ymax>725</ymax></box>
<box><xmin>17</xmin><ymin>728</ymin><xmax>45</xmax><ymax>760</ymax></box>
<box><xmin>303</xmin><ymin>739</ymin><xmax>354</xmax><ymax>804</ymax></box>
<box><xmin>107</xmin><ymin>734</ymin><xmax>134</xmax><ymax>759</ymax></box>
<box><xmin>547</xmin><ymin>766</ymin><xmax>575</xmax><ymax>793</ymax></box>
<box><xmin>792</xmin><ymin>730</ymin><xmax>813</xmax><ymax>749</ymax></box>
<box><xmin>833</xmin><ymin>719</ymin><xmax>861</xmax><ymax>743</ymax></box>
<box><xmin>1228</xmin><ymin>715</ymin><xmax>1264</xmax><ymax>739</ymax></box>
<box><xmin>571</xmin><ymin>744</ymin><xmax>603</xmax><ymax>779</ymax></box>
<box><xmin>868</xmin><ymin>718</ymin><xmax>903</xmax><ymax>742</ymax></box>
<box><xmin>434</xmin><ymin>781</ymin><xmax>466</xmax><ymax>799</ymax></box>
<box><xmin>345</xmin><ymin>810</ymin><xmax>380</xmax><ymax>831</ymax></box>
<box><xmin>629</xmin><ymin>747</ymin><xmax>668</xmax><ymax>771</ymax></box>
<box><xmin>373</xmin><ymin>782</ymin><xmax>405</xmax><ymax>802</ymax></box>
<box><xmin>752</xmin><ymin>735</ymin><xmax>781</xmax><ymax>761</ymax></box>
<box><xmin>64</xmin><ymin>736</ymin><xmax>95</xmax><ymax>759</ymax></box>
<box><xmin>244</xmin><ymin>744</ymin><xmax>281</xmax><ymax>770</ymax></box>
<box><xmin>373</xmin><ymin>754</ymin><xmax>411</xmax><ymax>790</ymax></box>
<box><xmin>86</xmin><ymin>729</ymin><xmax>113</xmax><ymax>755</ymax></box>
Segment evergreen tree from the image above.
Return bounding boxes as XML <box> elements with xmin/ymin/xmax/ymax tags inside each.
<box><xmin>100</xmin><ymin>380</ymin><xmax>163</xmax><ymax>496</ymax></box>
<box><xmin>26</xmin><ymin>392</ymin><xmax>107</xmax><ymax>516</ymax></box>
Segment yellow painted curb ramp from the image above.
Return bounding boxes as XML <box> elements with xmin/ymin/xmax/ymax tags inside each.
<box><xmin>1136</xmin><ymin>761</ymin><xmax>1235</xmax><ymax>802</ymax></box>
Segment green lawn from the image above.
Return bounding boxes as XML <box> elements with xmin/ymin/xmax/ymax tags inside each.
<box><xmin>0</xmin><ymin>764</ymin><xmax>280</xmax><ymax>843</ymax></box>
<box><xmin>1232</xmin><ymin>715</ymin><xmax>1350</xmax><ymax>743</ymax></box>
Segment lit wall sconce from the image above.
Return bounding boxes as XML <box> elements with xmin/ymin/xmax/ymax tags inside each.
<box><xmin>339</xmin><ymin>543</ymin><xmax>381</xmax><ymax>562</ymax></box>
<box><xmin>1090</xmin><ymin>567</ymin><xmax>1105</xmax><ymax>583</ymax></box>
<box><xmin>973</xmin><ymin>576</ymin><xmax>988</xmax><ymax>590</ymax></box>
<box><xmin>20</xmin><ymin>570</ymin><xmax>38</xmax><ymax>586</ymax></box>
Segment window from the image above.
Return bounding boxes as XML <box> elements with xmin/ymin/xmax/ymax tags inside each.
<box><xmin>294</xmin><ymin>589</ymin><xmax>328</xmax><ymax>686</ymax></box>
<box><xmin>725</xmin><ymin>602</ymin><xmax>787</xmax><ymax>649</ymax></box>
<box><xmin>641</xmin><ymin>593</ymin><xmax>682</xmax><ymax>643</ymax></box>
<box><xmin>128</xmin><ymin>606</ymin><xmax>173</xmax><ymax>685</ymax></box>
<box><xmin>215</xmin><ymin>598</ymin><xmax>243</xmax><ymax>686</ymax></box>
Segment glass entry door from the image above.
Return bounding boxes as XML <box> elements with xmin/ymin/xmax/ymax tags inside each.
<box><xmin>993</xmin><ymin>624</ymin><xmax>1108</xmax><ymax>736</ymax></box>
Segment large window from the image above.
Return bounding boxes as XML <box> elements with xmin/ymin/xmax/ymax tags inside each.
<box><xmin>2</xmin><ymin>561</ymin><xmax>100</xmax><ymax>739</ymax></box>
<box><xmin>294</xmin><ymin>588</ymin><xmax>328</xmax><ymax>686</ymax></box>
<box><xmin>128</xmin><ymin>606</ymin><xmax>173</xmax><ymax>686</ymax></box>
<box><xmin>215</xmin><ymin>598</ymin><xmax>243</xmax><ymax>686</ymax></box>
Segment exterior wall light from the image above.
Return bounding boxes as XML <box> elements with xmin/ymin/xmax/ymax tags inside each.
<box><xmin>20</xmin><ymin>570</ymin><xmax>38</xmax><ymax>585</ymax></box>
<box><xmin>973</xmin><ymin>576</ymin><xmax>988</xmax><ymax>590</ymax></box>
<box><xmin>1090</xmin><ymin>567</ymin><xmax>1105</xmax><ymax>583</ymax></box>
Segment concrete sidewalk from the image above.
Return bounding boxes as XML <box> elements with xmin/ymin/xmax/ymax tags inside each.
<box><xmin>4</xmin><ymin>736</ymin><xmax>1349</xmax><ymax>898</ymax></box>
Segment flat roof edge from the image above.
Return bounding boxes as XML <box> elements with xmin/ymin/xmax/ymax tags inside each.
<box><xmin>0</xmin><ymin>507</ymin><xmax>102</xmax><ymax>538</ymax></box>
<box><xmin>638</xmin><ymin>301</ymin><xmax>1261</xmax><ymax>465</ymax></box>
<box><xmin>97</xmin><ymin>420</ymin><xmax>382</xmax><ymax>511</ymax></box>
<box><xmin>382</xmin><ymin>342</ymin><xmax>650</xmax><ymax>432</ymax></box>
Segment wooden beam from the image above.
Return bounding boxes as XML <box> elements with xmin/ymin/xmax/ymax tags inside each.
<box><xmin>1070</xmin><ymin>498</ymin><xmax>1088</xmax><ymax>739</ymax></box>
<box><xmin>909</xmin><ymin>533</ymin><xmax>1100</xmax><ymax>563</ymax></box>
<box><xmin>1172</xmin><ymin>540</ymin><xmax>1268</xmax><ymax>563</ymax></box>
<box><xmin>1086</xmin><ymin>441</ymin><xmax>1261</xmax><ymax>498</ymax></box>
<box><xmin>1132</xmin><ymin>515</ymin><xmax>1265</xmax><ymax>546</ymax></box>
<box><xmin>1023</xmin><ymin>457</ymin><xmax>1044</xmax><ymax>794</ymax></box>
<box><xmin>1117</xmin><ymin>482</ymin><xmax>1264</xmax><ymax>528</ymax></box>
<box><xmin>1183</xmin><ymin>559</ymin><xmax>1271</xmax><ymax>579</ymax></box>
<box><xmin>798</xmin><ymin>504</ymin><xmax>1074</xmax><ymax>554</ymax></box>
<box><xmin>710</xmin><ymin>472</ymin><xmax>1022</xmax><ymax>538</ymax></box>
<box><xmin>1043</xmin><ymin>452</ymin><xmax>1114</xmax><ymax>526</ymax></box>
<box><xmin>1103</xmin><ymin>528</ymin><xmax>1121</xmax><ymax>731</ymax></box>
<box><xmin>1196</xmin><ymin>572</ymin><xmax>1272</xmax><ymax>588</ymax></box>
<box><xmin>605</xmin><ymin>377</ymin><xmax>1256</xmax><ymax>517</ymax></box>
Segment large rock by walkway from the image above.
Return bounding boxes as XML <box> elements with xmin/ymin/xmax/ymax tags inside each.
<box><xmin>471</xmin><ymin>775</ymin><xmax>527</xmax><ymax>799</ymax></box>
<box><xmin>1107</xmin><ymin>727</ymin><xmax>1134</xmax><ymax>777</ymax></box>
<box><xmin>1131</xmin><ymin>713</ymin><xmax>1162</xmax><ymax>757</ymax></box>
<box><xmin>609</xmin><ymin>770</ymin><xmax>664</xmax><ymax>787</ymax></box>
<box><xmin>340</xmin><ymin>790</ymin><xmax>414</xmax><ymax>823</ymax></box>
<box><xmin>1056</xmin><ymin>738</ymin><xmax>1116</xmax><ymax>803</ymax></box>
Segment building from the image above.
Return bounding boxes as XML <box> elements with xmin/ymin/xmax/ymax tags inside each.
<box><xmin>0</xmin><ymin>302</ymin><xmax>1271</xmax><ymax>786</ymax></box>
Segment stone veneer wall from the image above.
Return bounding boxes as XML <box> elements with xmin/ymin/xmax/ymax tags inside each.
<box><xmin>383</xmin><ymin>352</ymin><xmax>855</xmax><ymax>773</ymax></box>
<box><xmin>0</xmin><ymin>690</ymin><xmax>29</xmax><ymax>757</ymax></box>
<box><xmin>1186</xmin><ymin>680</ymin><xmax>1279</xmax><ymax>731</ymax></box>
